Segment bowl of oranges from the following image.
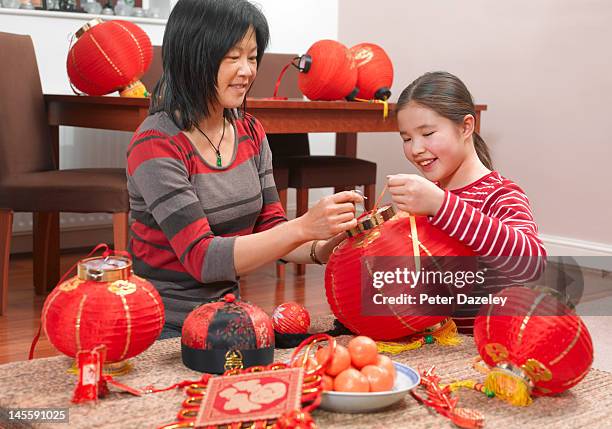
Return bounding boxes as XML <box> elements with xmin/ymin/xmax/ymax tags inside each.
<box><xmin>314</xmin><ymin>336</ymin><xmax>420</xmax><ymax>413</ymax></box>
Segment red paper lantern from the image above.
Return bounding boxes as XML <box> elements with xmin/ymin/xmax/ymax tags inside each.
<box><xmin>272</xmin><ymin>302</ymin><xmax>311</xmax><ymax>334</ymax></box>
<box><xmin>474</xmin><ymin>287</ymin><xmax>593</xmax><ymax>406</ymax></box>
<box><xmin>325</xmin><ymin>207</ymin><xmax>474</xmax><ymax>340</ymax></box>
<box><xmin>350</xmin><ymin>43</ymin><xmax>393</xmax><ymax>100</ymax></box>
<box><xmin>42</xmin><ymin>254</ymin><xmax>164</xmax><ymax>364</ymax></box>
<box><xmin>66</xmin><ymin>18</ymin><xmax>153</xmax><ymax>96</ymax></box>
<box><xmin>297</xmin><ymin>39</ymin><xmax>358</xmax><ymax>101</ymax></box>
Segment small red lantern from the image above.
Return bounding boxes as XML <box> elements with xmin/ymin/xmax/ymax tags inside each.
<box><xmin>325</xmin><ymin>207</ymin><xmax>474</xmax><ymax>340</ymax></box>
<box><xmin>349</xmin><ymin>43</ymin><xmax>393</xmax><ymax>100</ymax></box>
<box><xmin>66</xmin><ymin>18</ymin><xmax>153</xmax><ymax>97</ymax></box>
<box><xmin>42</xmin><ymin>253</ymin><xmax>164</xmax><ymax>366</ymax></box>
<box><xmin>297</xmin><ymin>39</ymin><xmax>358</xmax><ymax>101</ymax></box>
<box><xmin>474</xmin><ymin>287</ymin><xmax>593</xmax><ymax>406</ymax></box>
<box><xmin>272</xmin><ymin>302</ymin><xmax>311</xmax><ymax>334</ymax></box>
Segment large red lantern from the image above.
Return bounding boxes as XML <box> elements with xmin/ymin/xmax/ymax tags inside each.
<box><xmin>66</xmin><ymin>18</ymin><xmax>153</xmax><ymax>97</ymax></box>
<box><xmin>42</xmin><ymin>253</ymin><xmax>164</xmax><ymax>366</ymax></box>
<box><xmin>325</xmin><ymin>207</ymin><xmax>474</xmax><ymax>341</ymax></box>
<box><xmin>349</xmin><ymin>43</ymin><xmax>393</xmax><ymax>100</ymax></box>
<box><xmin>297</xmin><ymin>39</ymin><xmax>358</xmax><ymax>101</ymax></box>
<box><xmin>474</xmin><ymin>287</ymin><xmax>593</xmax><ymax>406</ymax></box>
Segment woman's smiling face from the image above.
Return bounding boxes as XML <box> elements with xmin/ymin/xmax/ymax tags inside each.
<box><xmin>216</xmin><ymin>27</ymin><xmax>258</xmax><ymax>109</ymax></box>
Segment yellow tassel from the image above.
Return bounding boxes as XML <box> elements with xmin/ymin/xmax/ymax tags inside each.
<box><xmin>432</xmin><ymin>319</ymin><xmax>461</xmax><ymax>346</ymax></box>
<box><xmin>484</xmin><ymin>369</ymin><xmax>533</xmax><ymax>406</ymax></box>
<box><xmin>376</xmin><ymin>339</ymin><xmax>423</xmax><ymax>354</ymax></box>
<box><xmin>444</xmin><ymin>379</ymin><xmax>477</xmax><ymax>392</ymax></box>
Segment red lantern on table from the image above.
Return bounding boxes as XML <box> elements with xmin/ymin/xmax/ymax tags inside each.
<box><xmin>297</xmin><ymin>39</ymin><xmax>358</xmax><ymax>101</ymax></box>
<box><xmin>41</xmin><ymin>253</ymin><xmax>164</xmax><ymax>370</ymax></box>
<box><xmin>66</xmin><ymin>18</ymin><xmax>153</xmax><ymax>97</ymax></box>
<box><xmin>473</xmin><ymin>286</ymin><xmax>593</xmax><ymax>406</ymax></box>
<box><xmin>325</xmin><ymin>206</ymin><xmax>474</xmax><ymax>341</ymax></box>
<box><xmin>349</xmin><ymin>43</ymin><xmax>393</xmax><ymax>101</ymax></box>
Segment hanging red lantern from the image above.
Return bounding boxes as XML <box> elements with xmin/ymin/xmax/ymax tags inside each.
<box><xmin>473</xmin><ymin>287</ymin><xmax>593</xmax><ymax>406</ymax></box>
<box><xmin>349</xmin><ymin>43</ymin><xmax>393</xmax><ymax>100</ymax></box>
<box><xmin>297</xmin><ymin>39</ymin><xmax>358</xmax><ymax>101</ymax></box>
<box><xmin>66</xmin><ymin>18</ymin><xmax>153</xmax><ymax>97</ymax></box>
<box><xmin>42</xmin><ymin>253</ymin><xmax>165</xmax><ymax>366</ymax></box>
<box><xmin>325</xmin><ymin>207</ymin><xmax>474</xmax><ymax>341</ymax></box>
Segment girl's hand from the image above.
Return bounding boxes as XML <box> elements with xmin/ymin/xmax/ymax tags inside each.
<box><xmin>296</xmin><ymin>191</ymin><xmax>363</xmax><ymax>241</ymax></box>
<box><xmin>387</xmin><ymin>174</ymin><xmax>445</xmax><ymax>216</ymax></box>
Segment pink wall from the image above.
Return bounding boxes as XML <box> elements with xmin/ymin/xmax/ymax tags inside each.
<box><xmin>339</xmin><ymin>0</ymin><xmax>612</xmax><ymax>246</ymax></box>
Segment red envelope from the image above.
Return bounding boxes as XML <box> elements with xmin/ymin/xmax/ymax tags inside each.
<box><xmin>196</xmin><ymin>367</ymin><xmax>304</xmax><ymax>427</ymax></box>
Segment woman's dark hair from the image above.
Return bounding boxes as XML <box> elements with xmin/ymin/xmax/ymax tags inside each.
<box><xmin>150</xmin><ymin>0</ymin><xmax>270</xmax><ymax>130</ymax></box>
<box><xmin>397</xmin><ymin>71</ymin><xmax>492</xmax><ymax>170</ymax></box>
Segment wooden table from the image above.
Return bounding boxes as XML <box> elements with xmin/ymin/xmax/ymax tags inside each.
<box><xmin>45</xmin><ymin>95</ymin><xmax>486</xmax><ymax>160</ymax></box>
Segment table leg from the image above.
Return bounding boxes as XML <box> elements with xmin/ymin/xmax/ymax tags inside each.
<box><xmin>334</xmin><ymin>133</ymin><xmax>357</xmax><ymax>193</ymax></box>
<box><xmin>49</xmin><ymin>125</ymin><xmax>60</xmax><ymax>169</ymax></box>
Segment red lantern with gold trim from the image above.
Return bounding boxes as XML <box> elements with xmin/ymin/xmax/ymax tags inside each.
<box><xmin>297</xmin><ymin>39</ymin><xmax>358</xmax><ymax>101</ymax></box>
<box><xmin>66</xmin><ymin>18</ymin><xmax>153</xmax><ymax>97</ymax></box>
<box><xmin>325</xmin><ymin>206</ymin><xmax>474</xmax><ymax>341</ymax></box>
<box><xmin>473</xmin><ymin>287</ymin><xmax>593</xmax><ymax>406</ymax></box>
<box><xmin>349</xmin><ymin>43</ymin><xmax>393</xmax><ymax>100</ymax></box>
<box><xmin>42</xmin><ymin>254</ymin><xmax>164</xmax><ymax>366</ymax></box>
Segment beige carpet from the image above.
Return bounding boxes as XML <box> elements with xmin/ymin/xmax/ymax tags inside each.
<box><xmin>0</xmin><ymin>316</ymin><xmax>610</xmax><ymax>429</ymax></box>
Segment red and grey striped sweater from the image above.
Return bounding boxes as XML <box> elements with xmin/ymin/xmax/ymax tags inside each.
<box><xmin>429</xmin><ymin>171</ymin><xmax>547</xmax><ymax>333</ymax></box>
<box><xmin>126</xmin><ymin>111</ymin><xmax>286</xmax><ymax>329</ymax></box>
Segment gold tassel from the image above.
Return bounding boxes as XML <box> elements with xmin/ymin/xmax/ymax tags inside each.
<box><xmin>431</xmin><ymin>319</ymin><xmax>461</xmax><ymax>346</ymax></box>
<box><xmin>445</xmin><ymin>379</ymin><xmax>477</xmax><ymax>392</ymax></box>
<box><xmin>376</xmin><ymin>338</ymin><xmax>423</xmax><ymax>354</ymax></box>
<box><xmin>484</xmin><ymin>369</ymin><xmax>533</xmax><ymax>406</ymax></box>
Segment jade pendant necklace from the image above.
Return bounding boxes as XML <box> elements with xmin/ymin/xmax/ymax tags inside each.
<box><xmin>194</xmin><ymin>119</ymin><xmax>226</xmax><ymax>167</ymax></box>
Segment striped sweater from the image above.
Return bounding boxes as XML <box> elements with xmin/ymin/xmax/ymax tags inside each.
<box><xmin>126</xmin><ymin>111</ymin><xmax>287</xmax><ymax>329</ymax></box>
<box><xmin>429</xmin><ymin>171</ymin><xmax>547</xmax><ymax>333</ymax></box>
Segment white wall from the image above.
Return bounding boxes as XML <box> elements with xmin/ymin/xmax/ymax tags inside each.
<box><xmin>0</xmin><ymin>1</ymin><xmax>339</xmax><ymax>236</ymax></box>
<box><xmin>338</xmin><ymin>0</ymin><xmax>612</xmax><ymax>253</ymax></box>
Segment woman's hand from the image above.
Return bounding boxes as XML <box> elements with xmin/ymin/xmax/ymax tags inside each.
<box><xmin>315</xmin><ymin>232</ymin><xmax>348</xmax><ymax>264</ymax></box>
<box><xmin>387</xmin><ymin>174</ymin><xmax>445</xmax><ymax>216</ymax></box>
<box><xmin>296</xmin><ymin>191</ymin><xmax>363</xmax><ymax>241</ymax></box>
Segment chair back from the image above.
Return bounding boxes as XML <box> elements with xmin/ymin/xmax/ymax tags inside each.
<box><xmin>140</xmin><ymin>45</ymin><xmax>162</xmax><ymax>94</ymax></box>
<box><xmin>0</xmin><ymin>32</ymin><xmax>55</xmax><ymax>181</ymax></box>
<box><xmin>250</xmin><ymin>53</ymin><xmax>309</xmax><ymax>157</ymax></box>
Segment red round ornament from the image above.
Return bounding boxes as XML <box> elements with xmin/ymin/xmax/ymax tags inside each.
<box><xmin>474</xmin><ymin>287</ymin><xmax>593</xmax><ymax>406</ymax></box>
<box><xmin>297</xmin><ymin>39</ymin><xmax>358</xmax><ymax>101</ymax></box>
<box><xmin>350</xmin><ymin>43</ymin><xmax>393</xmax><ymax>100</ymax></box>
<box><xmin>42</xmin><ymin>254</ymin><xmax>164</xmax><ymax>363</ymax></box>
<box><xmin>325</xmin><ymin>207</ymin><xmax>473</xmax><ymax>340</ymax></box>
<box><xmin>66</xmin><ymin>18</ymin><xmax>153</xmax><ymax>96</ymax></box>
<box><xmin>272</xmin><ymin>302</ymin><xmax>311</xmax><ymax>334</ymax></box>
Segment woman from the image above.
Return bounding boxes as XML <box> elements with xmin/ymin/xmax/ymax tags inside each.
<box><xmin>126</xmin><ymin>0</ymin><xmax>362</xmax><ymax>338</ymax></box>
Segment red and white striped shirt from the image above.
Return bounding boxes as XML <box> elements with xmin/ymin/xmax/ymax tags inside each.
<box><xmin>429</xmin><ymin>171</ymin><xmax>547</xmax><ymax>333</ymax></box>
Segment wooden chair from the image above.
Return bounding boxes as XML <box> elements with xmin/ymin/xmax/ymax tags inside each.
<box><xmin>0</xmin><ymin>32</ymin><xmax>129</xmax><ymax>315</ymax></box>
<box><xmin>249</xmin><ymin>53</ymin><xmax>377</xmax><ymax>275</ymax></box>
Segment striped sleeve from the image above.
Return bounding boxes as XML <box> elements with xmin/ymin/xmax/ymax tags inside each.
<box><xmin>127</xmin><ymin>131</ymin><xmax>237</xmax><ymax>284</ymax></box>
<box><xmin>430</xmin><ymin>186</ymin><xmax>546</xmax><ymax>283</ymax></box>
<box><xmin>250</xmin><ymin>122</ymin><xmax>287</xmax><ymax>233</ymax></box>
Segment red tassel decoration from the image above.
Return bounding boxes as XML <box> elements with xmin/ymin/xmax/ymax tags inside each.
<box><xmin>350</xmin><ymin>43</ymin><xmax>393</xmax><ymax>100</ymax></box>
<box><xmin>298</xmin><ymin>40</ymin><xmax>358</xmax><ymax>101</ymax></box>
<box><xmin>67</xmin><ymin>18</ymin><xmax>153</xmax><ymax>96</ymax></box>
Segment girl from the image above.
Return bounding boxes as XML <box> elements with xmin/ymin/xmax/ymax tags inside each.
<box><xmin>127</xmin><ymin>0</ymin><xmax>361</xmax><ymax>339</ymax></box>
<box><xmin>387</xmin><ymin>71</ymin><xmax>546</xmax><ymax>333</ymax></box>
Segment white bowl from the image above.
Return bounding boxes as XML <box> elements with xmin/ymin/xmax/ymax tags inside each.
<box><xmin>319</xmin><ymin>362</ymin><xmax>420</xmax><ymax>413</ymax></box>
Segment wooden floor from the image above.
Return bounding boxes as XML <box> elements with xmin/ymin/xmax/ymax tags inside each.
<box><xmin>0</xmin><ymin>250</ymin><xmax>331</xmax><ymax>364</ymax></box>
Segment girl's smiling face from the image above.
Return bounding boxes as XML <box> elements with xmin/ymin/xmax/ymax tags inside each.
<box><xmin>398</xmin><ymin>101</ymin><xmax>471</xmax><ymax>188</ymax></box>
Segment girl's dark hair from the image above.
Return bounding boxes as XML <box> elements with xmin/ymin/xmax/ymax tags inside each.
<box><xmin>397</xmin><ymin>71</ymin><xmax>492</xmax><ymax>170</ymax></box>
<box><xmin>150</xmin><ymin>0</ymin><xmax>269</xmax><ymax>130</ymax></box>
